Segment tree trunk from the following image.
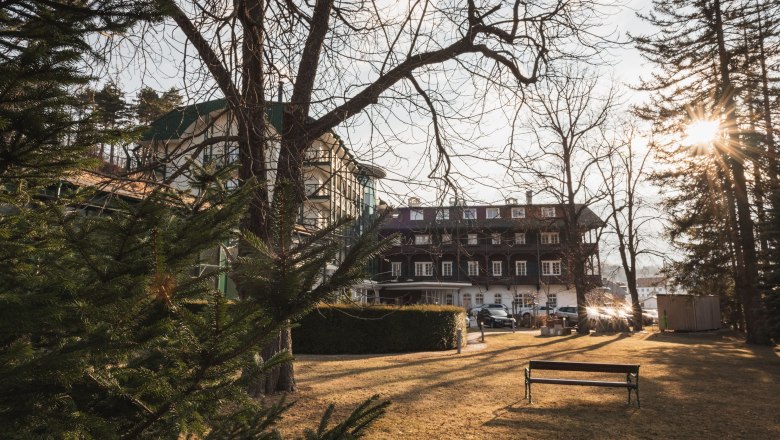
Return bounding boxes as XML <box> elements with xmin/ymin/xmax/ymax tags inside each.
<box><xmin>714</xmin><ymin>0</ymin><xmax>770</xmax><ymax>344</ymax></box>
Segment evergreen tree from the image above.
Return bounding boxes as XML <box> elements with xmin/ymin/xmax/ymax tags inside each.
<box><xmin>634</xmin><ymin>0</ymin><xmax>773</xmax><ymax>343</ymax></box>
<box><xmin>136</xmin><ymin>86</ymin><xmax>183</xmax><ymax>125</ymax></box>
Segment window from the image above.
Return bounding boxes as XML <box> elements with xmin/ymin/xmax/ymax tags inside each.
<box><xmin>415</xmin><ymin>262</ymin><xmax>433</xmax><ymax>276</ymax></box>
<box><xmin>491</xmin><ymin>233</ymin><xmax>501</xmax><ymax>244</ymax></box>
<box><xmin>441</xmin><ymin>234</ymin><xmax>452</xmax><ymax>244</ymax></box>
<box><xmin>391</xmin><ymin>262</ymin><xmax>402</xmax><ymax>277</ymax></box>
<box><xmin>446</xmin><ymin>293</ymin><xmax>454</xmax><ymax>305</ymax></box>
<box><xmin>463</xmin><ymin>208</ymin><xmax>477</xmax><ymax>220</ymax></box>
<box><xmin>515</xmin><ymin>260</ymin><xmax>527</xmax><ymax>276</ymax></box>
<box><xmin>467</xmin><ymin>234</ymin><xmax>478</xmax><ymax>245</ymax></box>
<box><xmin>494</xmin><ymin>293</ymin><xmax>503</xmax><ymax>305</ymax></box>
<box><xmin>442</xmin><ymin>261</ymin><xmax>453</xmax><ymax>277</ymax></box>
<box><xmin>410</xmin><ymin>209</ymin><xmax>424</xmax><ymax>220</ymax></box>
<box><xmin>415</xmin><ymin>234</ymin><xmax>431</xmax><ymax>245</ymax></box>
<box><xmin>475</xmin><ymin>293</ymin><xmax>484</xmax><ymax>306</ymax></box>
<box><xmin>514</xmin><ymin>292</ymin><xmax>533</xmax><ymax>308</ymax></box>
<box><xmin>542</xmin><ymin>260</ymin><xmax>562</xmax><ymax>276</ymax></box>
<box><xmin>541</xmin><ymin>232</ymin><xmax>560</xmax><ymax>244</ymax></box>
<box><xmin>436</xmin><ymin>209</ymin><xmax>450</xmax><ymax>220</ymax></box>
<box><xmin>542</xmin><ymin>207</ymin><xmax>556</xmax><ymax>217</ymax></box>
<box><xmin>468</xmin><ymin>261</ymin><xmax>479</xmax><ymax>276</ymax></box>
<box><xmin>514</xmin><ymin>233</ymin><xmax>526</xmax><ymax>244</ymax></box>
<box><xmin>486</xmin><ymin>207</ymin><xmax>500</xmax><ymax>219</ymax></box>
<box><xmin>492</xmin><ymin>261</ymin><xmax>503</xmax><ymax>276</ymax></box>
<box><xmin>463</xmin><ymin>293</ymin><xmax>472</xmax><ymax>309</ymax></box>
<box><xmin>390</xmin><ymin>235</ymin><xmax>402</xmax><ymax>246</ymax></box>
<box><xmin>547</xmin><ymin>293</ymin><xmax>557</xmax><ymax>308</ymax></box>
<box><xmin>511</xmin><ymin>207</ymin><xmax>526</xmax><ymax>218</ymax></box>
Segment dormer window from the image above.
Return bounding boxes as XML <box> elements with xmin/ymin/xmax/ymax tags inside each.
<box><xmin>542</xmin><ymin>207</ymin><xmax>556</xmax><ymax>217</ymax></box>
<box><xmin>486</xmin><ymin>207</ymin><xmax>500</xmax><ymax>219</ymax></box>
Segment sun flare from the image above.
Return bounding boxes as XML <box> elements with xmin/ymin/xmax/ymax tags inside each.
<box><xmin>683</xmin><ymin>119</ymin><xmax>720</xmax><ymax>146</ymax></box>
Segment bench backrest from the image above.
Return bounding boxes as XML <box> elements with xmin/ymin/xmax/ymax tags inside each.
<box><xmin>529</xmin><ymin>360</ymin><xmax>639</xmax><ymax>374</ymax></box>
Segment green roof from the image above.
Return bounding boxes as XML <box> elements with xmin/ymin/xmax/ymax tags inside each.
<box><xmin>142</xmin><ymin>99</ymin><xmax>285</xmax><ymax>141</ymax></box>
<box><xmin>141</xmin><ymin>99</ymin><xmax>385</xmax><ymax>179</ymax></box>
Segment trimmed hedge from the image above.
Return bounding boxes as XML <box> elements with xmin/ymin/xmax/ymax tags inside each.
<box><xmin>293</xmin><ymin>304</ymin><xmax>467</xmax><ymax>354</ymax></box>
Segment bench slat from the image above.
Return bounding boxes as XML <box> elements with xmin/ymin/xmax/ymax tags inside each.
<box><xmin>529</xmin><ymin>360</ymin><xmax>639</xmax><ymax>374</ymax></box>
<box><xmin>528</xmin><ymin>378</ymin><xmax>637</xmax><ymax>388</ymax></box>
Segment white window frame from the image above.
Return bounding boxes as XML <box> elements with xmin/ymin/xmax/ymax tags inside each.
<box><xmin>541</xmin><ymin>232</ymin><xmax>560</xmax><ymax>245</ymax></box>
<box><xmin>515</xmin><ymin>260</ymin><xmax>527</xmax><ymax>276</ymax></box>
<box><xmin>486</xmin><ymin>207</ymin><xmax>501</xmax><ymax>219</ymax></box>
<box><xmin>410</xmin><ymin>209</ymin><xmax>424</xmax><ymax>221</ymax></box>
<box><xmin>475</xmin><ymin>293</ymin><xmax>484</xmax><ymax>306</ymax></box>
<box><xmin>463</xmin><ymin>208</ymin><xmax>477</xmax><ymax>220</ymax></box>
<box><xmin>541</xmin><ymin>207</ymin><xmax>556</xmax><ymax>218</ymax></box>
<box><xmin>436</xmin><ymin>209</ymin><xmax>450</xmax><ymax>220</ymax></box>
<box><xmin>415</xmin><ymin>234</ymin><xmax>431</xmax><ymax>245</ymax></box>
<box><xmin>511</xmin><ymin>207</ymin><xmax>526</xmax><ymax>218</ymax></box>
<box><xmin>441</xmin><ymin>233</ymin><xmax>452</xmax><ymax>244</ymax></box>
<box><xmin>492</xmin><ymin>261</ymin><xmax>503</xmax><ymax>276</ymax></box>
<box><xmin>390</xmin><ymin>235</ymin><xmax>402</xmax><ymax>246</ymax></box>
<box><xmin>391</xmin><ymin>262</ymin><xmax>402</xmax><ymax>277</ymax></box>
<box><xmin>467</xmin><ymin>261</ymin><xmax>479</xmax><ymax>276</ymax></box>
<box><xmin>415</xmin><ymin>262</ymin><xmax>434</xmax><ymax>276</ymax></box>
<box><xmin>515</xmin><ymin>292</ymin><xmax>534</xmax><ymax>308</ymax></box>
<box><xmin>491</xmin><ymin>233</ymin><xmax>501</xmax><ymax>245</ymax></box>
<box><xmin>445</xmin><ymin>293</ymin><xmax>454</xmax><ymax>305</ymax></box>
<box><xmin>547</xmin><ymin>293</ymin><xmax>557</xmax><ymax>308</ymax></box>
<box><xmin>542</xmin><ymin>260</ymin><xmax>562</xmax><ymax>276</ymax></box>
<box><xmin>514</xmin><ymin>233</ymin><xmax>526</xmax><ymax>244</ymax></box>
<box><xmin>442</xmin><ymin>261</ymin><xmax>453</xmax><ymax>277</ymax></box>
<box><xmin>494</xmin><ymin>293</ymin><xmax>503</xmax><ymax>305</ymax></box>
<box><xmin>467</xmin><ymin>234</ymin><xmax>478</xmax><ymax>245</ymax></box>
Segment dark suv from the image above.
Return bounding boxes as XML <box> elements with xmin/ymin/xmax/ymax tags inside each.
<box><xmin>477</xmin><ymin>308</ymin><xmax>516</xmax><ymax>328</ymax></box>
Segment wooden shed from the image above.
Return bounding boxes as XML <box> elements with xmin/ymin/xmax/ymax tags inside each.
<box><xmin>657</xmin><ymin>294</ymin><xmax>720</xmax><ymax>331</ymax></box>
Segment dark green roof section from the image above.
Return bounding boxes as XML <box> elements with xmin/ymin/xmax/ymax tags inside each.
<box><xmin>142</xmin><ymin>99</ymin><xmax>286</xmax><ymax>141</ymax></box>
<box><xmin>140</xmin><ymin>100</ymin><xmax>381</xmax><ymax>179</ymax></box>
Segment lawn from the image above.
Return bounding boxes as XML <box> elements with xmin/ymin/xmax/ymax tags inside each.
<box><xmin>269</xmin><ymin>329</ymin><xmax>780</xmax><ymax>439</ymax></box>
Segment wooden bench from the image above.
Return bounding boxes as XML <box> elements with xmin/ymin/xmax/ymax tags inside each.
<box><xmin>524</xmin><ymin>360</ymin><xmax>640</xmax><ymax>407</ymax></box>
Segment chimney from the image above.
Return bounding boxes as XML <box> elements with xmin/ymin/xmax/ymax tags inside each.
<box><xmin>526</xmin><ymin>190</ymin><xmax>533</xmax><ymax>205</ymax></box>
<box><xmin>278</xmin><ymin>81</ymin><xmax>284</xmax><ymax>103</ymax></box>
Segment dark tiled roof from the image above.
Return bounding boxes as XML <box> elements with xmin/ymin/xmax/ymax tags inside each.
<box><xmin>380</xmin><ymin>204</ymin><xmax>604</xmax><ymax>230</ymax></box>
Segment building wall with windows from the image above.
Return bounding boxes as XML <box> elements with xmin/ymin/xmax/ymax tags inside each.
<box><xmin>139</xmin><ymin>99</ymin><xmax>386</xmax><ymax>297</ymax></box>
<box><xmin>375</xmin><ymin>199</ymin><xmax>603</xmax><ymax>312</ymax></box>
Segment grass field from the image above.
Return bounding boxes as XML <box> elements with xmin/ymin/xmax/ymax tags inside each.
<box><xmin>268</xmin><ymin>329</ymin><xmax>780</xmax><ymax>439</ymax></box>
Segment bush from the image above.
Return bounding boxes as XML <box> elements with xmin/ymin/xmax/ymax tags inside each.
<box><xmin>293</xmin><ymin>304</ymin><xmax>467</xmax><ymax>354</ymax></box>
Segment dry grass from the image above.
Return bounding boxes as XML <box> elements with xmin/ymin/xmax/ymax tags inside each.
<box><xmin>267</xmin><ymin>329</ymin><xmax>780</xmax><ymax>439</ymax></box>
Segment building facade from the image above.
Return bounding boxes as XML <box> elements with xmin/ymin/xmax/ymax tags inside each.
<box><xmin>372</xmin><ymin>197</ymin><xmax>603</xmax><ymax>313</ymax></box>
<box><xmin>138</xmin><ymin>99</ymin><xmax>385</xmax><ymax>295</ymax></box>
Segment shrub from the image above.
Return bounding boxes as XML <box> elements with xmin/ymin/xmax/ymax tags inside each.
<box><xmin>293</xmin><ymin>304</ymin><xmax>467</xmax><ymax>354</ymax></box>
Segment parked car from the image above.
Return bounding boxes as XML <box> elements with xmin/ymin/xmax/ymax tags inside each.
<box><xmin>553</xmin><ymin>306</ymin><xmax>579</xmax><ymax>324</ymax></box>
<box><xmin>465</xmin><ymin>314</ymin><xmax>471</xmax><ymax>327</ymax></box>
<box><xmin>477</xmin><ymin>308</ymin><xmax>516</xmax><ymax>328</ymax></box>
<box><xmin>518</xmin><ymin>305</ymin><xmax>555</xmax><ymax>319</ymax></box>
<box><xmin>470</xmin><ymin>303</ymin><xmax>509</xmax><ymax>318</ymax></box>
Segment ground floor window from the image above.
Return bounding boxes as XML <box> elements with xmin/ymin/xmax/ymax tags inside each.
<box><xmin>475</xmin><ymin>293</ymin><xmax>484</xmax><ymax>305</ymax></box>
<box><xmin>463</xmin><ymin>293</ymin><xmax>472</xmax><ymax>309</ymax></box>
<box><xmin>494</xmin><ymin>293</ymin><xmax>502</xmax><ymax>304</ymax></box>
<box><xmin>547</xmin><ymin>293</ymin><xmax>557</xmax><ymax>308</ymax></box>
<box><xmin>514</xmin><ymin>292</ymin><xmax>534</xmax><ymax>308</ymax></box>
<box><xmin>446</xmin><ymin>293</ymin><xmax>453</xmax><ymax>305</ymax></box>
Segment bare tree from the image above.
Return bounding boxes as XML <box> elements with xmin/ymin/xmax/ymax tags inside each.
<box><xmin>512</xmin><ymin>67</ymin><xmax>618</xmax><ymax>334</ymax></box>
<box><xmin>135</xmin><ymin>0</ymin><xmax>615</xmax><ymax>392</ymax></box>
<box><xmin>597</xmin><ymin>121</ymin><xmax>659</xmax><ymax>331</ymax></box>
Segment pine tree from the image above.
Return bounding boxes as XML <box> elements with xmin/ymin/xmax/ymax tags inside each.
<box><xmin>136</xmin><ymin>87</ymin><xmax>183</xmax><ymax>126</ymax></box>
